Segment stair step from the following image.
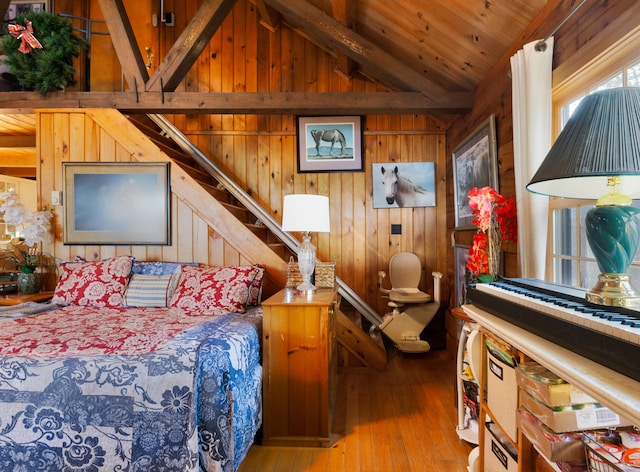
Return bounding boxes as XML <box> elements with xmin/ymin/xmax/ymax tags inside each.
<box><xmin>335</xmin><ymin>307</ymin><xmax>387</xmax><ymax>372</ymax></box>
<box><xmin>198</xmin><ymin>181</ymin><xmax>233</xmax><ymax>203</ymax></box>
<box><xmin>220</xmin><ymin>202</ymin><xmax>253</xmax><ymax>222</ymax></box>
<box><xmin>175</xmin><ymin>162</ymin><xmax>217</xmax><ymax>185</ymax></box>
<box><xmin>246</xmin><ymin>223</ymin><xmax>268</xmax><ymax>239</ymax></box>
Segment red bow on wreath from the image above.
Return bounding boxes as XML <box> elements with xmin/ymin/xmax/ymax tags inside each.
<box><xmin>8</xmin><ymin>19</ymin><xmax>43</xmax><ymax>54</ymax></box>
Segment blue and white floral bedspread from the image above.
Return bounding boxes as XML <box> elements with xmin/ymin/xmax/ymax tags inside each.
<box><xmin>0</xmin><ymin>305</ymin><xmax>263</xmax><ymax>472</ymax></box>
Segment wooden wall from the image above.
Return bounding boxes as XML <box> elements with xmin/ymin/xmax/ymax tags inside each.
<box><xmin>45</xmin><ymin>0</ymin><xmax>640</xmax><ymax>345</ymax></box>
<box><xmin>45</xmin><ymin>0</ymin><xmax>452</xmax><ymax>319</ymax></box>
<box><xmin>443</xmin><ymin>0</ymin><xmax>640</xmax><ymax>353</ymax></box>
<box><xmin>36</xmin><ymin>109</ymin><xmax>288</xmax><ymax>297</ymax></box>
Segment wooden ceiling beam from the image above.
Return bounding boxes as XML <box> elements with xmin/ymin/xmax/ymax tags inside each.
<box><xmin>0</xmin><ymin>150</ymin><xmax>36</xmax><ymax>167</ymax></box>
<box><xmin>332</xmin><ymin>0</ymin><xmax>357</xmax><ymax>81</ymax></box>
<box><xmin>0</xmin><ymin>167</ymin><xmax>35</xmax><ymax>179</ymax></box>
<box><xmin>261</xmin><ymin>0</ymin><xmax>472</xmax><ymax>107</ymax></box>
<box><xmin>0</xmin><ymin>136</ymin><xmax>35</xmax><ymax>147</ymax></box>
<box><xmin>0</xmin><ymin>91</ymin><xmax>471</xmax><ymax>114</ymax></box>
<box><xmin>145</xmin><ymin>0</ymin><xmax>238</xmax><ymax>92</ymax></box>
<box><xmin>97</xmin><ymin>0</ymin><xmax>149</xmax><ymax>91</ymax></box>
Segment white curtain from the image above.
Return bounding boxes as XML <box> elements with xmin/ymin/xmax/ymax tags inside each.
<box><xmin>510</xmin><ymin>38</ymin><xmax>554</xmax><ymax>279</ymax></box>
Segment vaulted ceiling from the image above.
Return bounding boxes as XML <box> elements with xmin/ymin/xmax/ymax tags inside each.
<box><xmin>0</xmin><ymin>0</ymin><xmax>552</xmax><ymax>177</ymax></box>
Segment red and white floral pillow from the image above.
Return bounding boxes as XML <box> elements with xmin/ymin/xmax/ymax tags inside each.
<box><xmin>51</xmin><ymin>256</ymin><xmax>134</xmax><ymax>308</ymax></box>
<box><xmin>169</xmin><ymin>264</ymin><xmax>263</xmax><ymax>315</ymax></box>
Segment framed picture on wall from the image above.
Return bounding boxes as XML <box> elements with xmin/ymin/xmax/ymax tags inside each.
<box><xmin>62</xmin><ymin>162</ymin><xmax>170</xmax><ymax>245</ymax></box>
<box><xmin>372</xmin><ymin>162</ymin><xmax>436</xmax><ymax>208</ymax></box>
<box><xmin>452</xmin><ymin>114</ymin><xmax>498</xmax><ymax>229</ymax></box>
<box><xmin>296</xmin><ymin>115</ymin><xmax>363</xmax><ymax>173</ymax></box>
<box><xmin>4</xmin><ymin>1</ymin><xmax>48</xmax><ymax>23</ymax></box>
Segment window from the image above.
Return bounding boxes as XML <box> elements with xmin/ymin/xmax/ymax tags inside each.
<box><xmin>549</xmin><ymin>51</ymin><xmax>640</xmax><ymax>288</ymax></box>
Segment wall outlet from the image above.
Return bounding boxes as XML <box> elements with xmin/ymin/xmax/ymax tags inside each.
<box><xmin>391</xmin><ymin>224</ymin><xmax>402</xmax><ymax>234</ymax></box>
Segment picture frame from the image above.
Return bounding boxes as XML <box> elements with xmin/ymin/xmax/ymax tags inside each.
<box><xmin>63</xmin><ymin>162</ymin><xmax>171</xmax><ymax>245</ymax></box>
<box><xmin>4</xmin><ymin>0</ymin><xmax>48</xmax><ymax>23</ymax></box>
<box><xmin>452</xmin><ymin>114</ymin><xmax>498</xmax><ymax>229</ymax></box>
<box><xmin>372</xmin><ymin>162</ymin><xmax>436</xmax><ymax>208</ymax></box>
<box><xmin>454</xmin><ymin>244</ymin><xmax>470</xmax><ymax>308</ymax></box>
<box><xmin>296</xmin><ymin>115</ymin><xmax>363</xmax><ymax>173</ymax></box>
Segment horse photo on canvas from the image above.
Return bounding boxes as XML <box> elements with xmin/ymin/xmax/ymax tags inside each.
<box><xmin>379</xmin><ymin>165</ymin><xmax>435</xmax><ymax>208</ymax></box>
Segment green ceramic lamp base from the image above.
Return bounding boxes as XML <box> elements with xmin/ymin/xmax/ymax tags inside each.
<box><xmin>585</xmin><ymin>204</ymin><xmax>640</xmax><ymax>308</ymax></box>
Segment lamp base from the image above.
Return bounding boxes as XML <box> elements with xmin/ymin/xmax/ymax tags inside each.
<box><xmin>296</xmin><ymin>280</ymin><xmax>316</xmax><ymax>292</ymax></box>
<box><xmin>586</xmin><ymin>273</ymin><xmax>640</xmax><ymax>308</ymax></box>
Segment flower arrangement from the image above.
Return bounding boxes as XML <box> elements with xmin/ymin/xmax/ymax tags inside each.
<box><xmin>466</xmin><ymin>186</ymin><xmax>517</xmax><ymax>282</ymax></box>
<box><xmin>0</xmin><ymin>189</ymin><xmax>53</xmax><ymax>273</ymax></box>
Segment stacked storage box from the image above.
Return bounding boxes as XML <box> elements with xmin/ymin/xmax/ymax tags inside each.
<box><xmin>486</xmin><ymin>336</ymin><xmax>519</xmax><ymax>444</ymax></box>
<box><xmin>484</xmin><ymin>422</ymin><xmax>518</xmax><ymax>472</ymax></box>
<box><xmin>516</xmin><ymin>361</ymin><xmax>633</xmax><ymax>470</ymax></box>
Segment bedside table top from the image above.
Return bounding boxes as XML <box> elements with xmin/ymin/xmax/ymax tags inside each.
<box><xmin>262</xmin><ymin>287</ymin><xmax>337</xmax><ymax>307</ymax></box>
<box><xmin>0</xmin><ymin>291</ymin><xmax>55</xmax><ymax>306</ymax></box>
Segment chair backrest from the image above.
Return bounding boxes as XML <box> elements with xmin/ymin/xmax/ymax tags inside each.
<box><xmin>388</xmin><ymin>252</ymin><xmax>422</xmax><ymax>290</ymax></box>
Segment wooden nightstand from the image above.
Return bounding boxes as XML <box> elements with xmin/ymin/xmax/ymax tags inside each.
<box><xmin>261</xmin><ymin>287</ymin><xmax>338</xmax><ymax>447</ymax></box>
<box><xmin>0</xmin><ymin>291</ymin><xmax>54</xmax><ymax>306</ymax></box>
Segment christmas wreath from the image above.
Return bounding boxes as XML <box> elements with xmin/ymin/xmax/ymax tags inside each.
<box><xmin>1</xmin><ymin>10</ymin><xmax>86</xmax><ymax>95</ymax></box>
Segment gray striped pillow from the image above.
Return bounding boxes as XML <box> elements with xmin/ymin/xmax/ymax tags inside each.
<box><xmin>123</xmin><ymin>274</ymin><xmax>179</xmax><ymax>307</ymax></box>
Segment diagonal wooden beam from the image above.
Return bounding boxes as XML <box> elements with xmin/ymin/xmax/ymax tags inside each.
<box><xmin>97</xmin><ymin>0</ymin><xmax>149</xmax><ymax>91</ymax></box>
<box><xmin>332</xmin><ymin>0</ymin><xmax>356</xmax><ymax>81</ymax></box>
<box><xmin>261</xmin><ymin>0</ymin><xmax>472</xmax><ymax>105</ymax></box>
<box><xmin>146</xmin><ymin>0</ymin><xmax>237</xmax><ymax>92</ymax></box>
<box><xmin>249</xmin><ymin>0</ymin><xmax>281</xmax><ymax>32</ymax></box>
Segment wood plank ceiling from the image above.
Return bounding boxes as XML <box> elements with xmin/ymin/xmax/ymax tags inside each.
<box><xmin>0</xmin><ymin>0</ymin><xmax>548</xmax><ymax>178</ymax></box>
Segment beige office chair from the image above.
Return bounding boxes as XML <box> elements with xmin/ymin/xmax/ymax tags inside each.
<box><xmin>374</xmin><ymin>252</ymin><xmax>442</xmax><ymax>353</ymax></box>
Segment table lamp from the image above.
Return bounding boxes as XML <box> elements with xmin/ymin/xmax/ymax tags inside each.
<box><xmin>282</xmin><ymin>194</ymin><xmax>331</xmax><ymax>291</ymax></box>
<box><xmin>527</xmin><ymin>87</ymin><xmax>640</xmax><ymax>308</ymax></box>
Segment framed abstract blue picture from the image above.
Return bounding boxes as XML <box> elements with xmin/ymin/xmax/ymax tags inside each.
<box><xmin>63</xmin><ymin>162</ymin><xmax>170</xmax><ymax>245</ymax></box>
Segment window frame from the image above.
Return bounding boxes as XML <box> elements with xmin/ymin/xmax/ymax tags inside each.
<box><xmin>547</xmin><ymin>27</ymin><xmax>640</xmax><ymax>286</ymax></box>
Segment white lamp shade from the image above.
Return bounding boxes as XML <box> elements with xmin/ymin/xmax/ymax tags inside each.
<box><xmin>282</xmin><ymin>194</ymin><xmax>330</xmax><ymax>233</ymax></box>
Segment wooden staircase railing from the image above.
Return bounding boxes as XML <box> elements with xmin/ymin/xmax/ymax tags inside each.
<box><xmin>141</xmin><ymin>113</ymin><xmax>384</xmax><ymax>329</ymax></box>
<box><xmin>126</xmin><ymin>113</ymin><xmax>387</xmax><ymax>370</ymax></box>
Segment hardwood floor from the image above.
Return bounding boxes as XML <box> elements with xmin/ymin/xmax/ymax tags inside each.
<box><xmin>240</xmin><ymin>348</ymin><xmax>475</xmax><ymax>472</ymax></box>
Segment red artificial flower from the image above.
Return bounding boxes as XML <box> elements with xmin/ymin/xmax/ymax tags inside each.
<box><xmin>466</xmin><ymin>186</ymin><xmax>518</xmax><ymax>279</ymax></box>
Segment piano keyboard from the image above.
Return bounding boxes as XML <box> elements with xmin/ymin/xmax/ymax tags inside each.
<box><xmin>466</xmin><ymin>278</ymin><xmax>640</xmax><ymax>382</ymax></box>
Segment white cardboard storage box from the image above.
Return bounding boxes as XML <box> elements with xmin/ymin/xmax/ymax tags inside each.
<box><xmin>486</xmin><ymin>340</ymin><xmax>519</xmax><ymax>443</ymax></box>
<box><xmin>516</xmin><ymin>362</ymin><xmax>596</xmax><ymax>407</ymax></box>
<box><xmin>520</xmin><ymin>389</ymin><xmax>632</xmax><ymax>433</ymax></box>
<box><xmin>484</xmin><ymin>422</ymin><xmax>518</xmax><ymax>472</ymax></box>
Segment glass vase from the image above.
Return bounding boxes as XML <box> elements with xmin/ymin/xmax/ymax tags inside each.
<box><xmin>17</xmin><ymin>272</ymin><xmax>41</xmax><ymax>294</ymax></box>
<box><xmin>487</xmin><ymin>218</ymin><xmax>502</xmax><ymax>281</ymax></box>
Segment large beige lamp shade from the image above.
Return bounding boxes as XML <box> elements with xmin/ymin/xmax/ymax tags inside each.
<box><xmin>282</xmin><ymin>194</ymin><xmax>331</xmax><ymax>291</ymax></box>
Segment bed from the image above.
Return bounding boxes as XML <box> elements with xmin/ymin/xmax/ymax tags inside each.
<box><xmin>0</xmin><ymin>256</ymin><xmax>265</xmax><ymax>472</ymax></box>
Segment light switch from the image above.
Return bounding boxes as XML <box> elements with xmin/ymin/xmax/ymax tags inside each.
<box><xmin>51</xmin><ymin>190</ymin><xmax>62</xmax><ymax>206</ymax></box>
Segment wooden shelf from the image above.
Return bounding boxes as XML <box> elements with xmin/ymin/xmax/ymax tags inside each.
<box><xmin>0</xmin><ymin>291</ymin><xmax>54</xmax><ymax>306</ymax></box>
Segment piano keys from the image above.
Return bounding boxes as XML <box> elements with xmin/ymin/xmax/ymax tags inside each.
<box><xmin>466</xmin><ymin>278</ymin><xmax>640</xmax><ymax>383</ymax></box>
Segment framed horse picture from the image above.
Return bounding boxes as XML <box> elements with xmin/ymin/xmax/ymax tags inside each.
<box><xmin>296</xmin><ymin>116</ymin><xmax>363</xmax><ymax>172</ymax></box>
<box><xmin>372</xmin><ymin>162</ymin><xmax>436</xmax><ymax>208</ymax></box>
<box><xmin>452</xmin><ymin>114</ymin><xmax>498</xmax><ymax>229</ymax></box>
